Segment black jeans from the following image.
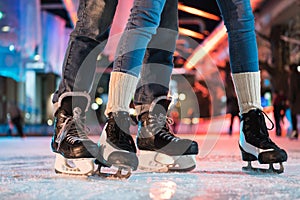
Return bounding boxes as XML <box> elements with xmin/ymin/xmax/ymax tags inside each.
<box><xmin>52</xmin><ymin>0</ymin><xmax>178</xmax><ymax>106</ymax></box>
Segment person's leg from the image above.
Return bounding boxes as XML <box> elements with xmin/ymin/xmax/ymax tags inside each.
<box><xmin>229</xmin><ymin>114</ymin><xmax>234</xmax><ymax>135</ymax></box>
<box><xmin>133</xmin><ymin>0</ymin><xmax>178</xmax><ymax>109</ymax></box>
<box><xmin>133</xmin><ymin>0</ymin><xmax>198</xmax><ymax>172</ymax></box>
<box><xmin>12</xmin><ymin>117</ymin><xmax>24</xmax><ymax>137</ymax></box>
<box><xmin>51</xmin><ymin>0</ymin><xmax>118</xmax><ymax>175</ymax></box>
<box><xmin>217</xmin><ymin>0</ymin><xmax>287</xmax><ymax>172</ymax></box>
<box><xmin>273</xmin><ymin>105</ymin><xmax>282</xmax><ymax>136</ymax></box>
<box><xmin>216</xmin><ymin>0</ymin><xmax>261</xmax><ymax>113</ymax></box>
<box><xmin>105</xmin><ymin>0</ymin><xmax>167</xmax><ymax>116</ymax></box>
<box><xmin>100</xmin><ymin>0</ymin><xmax>167</xmax><ymax>175</ymax></box>
<box><xmin>290</xmin><ymin>112</ymin><xmax>298</xmax><ymax>139</ymax></box>
<box><xmin>52</xmin><ymin>0</ymin><xmax>118</xmax><ymax>104</ymax></box>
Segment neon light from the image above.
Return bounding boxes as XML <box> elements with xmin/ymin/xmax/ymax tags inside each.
<box><xmin>185</xmin><ymin>25</ymin><xmax>227</xmax><ymax>69</ymax></box>
<box><xmin>178</xmin><ymin>3</ymin><xmax>220</xmax><ymax>21</ymax></box>
<box><xmin>179</xmin><ymin>27</ymin><xmax>205</xmax><ymax>40</ymax></box>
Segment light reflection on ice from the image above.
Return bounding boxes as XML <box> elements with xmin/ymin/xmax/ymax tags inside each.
<box><xmin>149</xmin><ymin>181</ymin><xmax>177</xmax><ymax>200</ymax></box>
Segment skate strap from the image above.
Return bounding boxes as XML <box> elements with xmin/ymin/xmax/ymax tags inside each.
<box><xmin>260</xmin><ymin>110</ymin><xmax>274</xmax><ymax>131</ymax></box>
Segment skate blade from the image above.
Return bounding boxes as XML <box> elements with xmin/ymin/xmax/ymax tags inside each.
<box><xmin>96</xmin><ymin>164</ymin><xmax>131</xmax><ymax>179</ymax></box>
<box><xmin>138</xmin><ymin>151</ymin><xmax>174</xmax><ymax>172</ymax></box>
<box><xmin>242</xmin><ymin>161</ymin><xmax>284</xmax><ymax>174</ymax></box>
<box><xmin>168</xmin><ymin>155</ymin><xmax>196</xmax><ymax>172</ymax></box>
<box><xmin>54</xmin><ymin>154</ymin><xmax>95</xmax><ymax>176</ymax></box>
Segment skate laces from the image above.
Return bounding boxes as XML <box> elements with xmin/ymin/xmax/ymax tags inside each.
<box><xmin>258</xmin><ymin>110</ymin><xmax>276</xmax><ymax>145</ymax></box>
<box><xmin>260</xmin><ymin>110</ymin><xmax>275</xmax><ymax>131</ymax></box>
<box><xmin>243</xmin><ymin>109</ymin><xmax>276</xmax><ymax>146</ymax></box>
<box><xmin>56</xmin><ymin>107</ymin><xmax>89</xmax><ymax>150</ymax></box>
<box><xmin>149</xmin><ymin>113</ymin><xmax>178</xmax><ymax>142</ymax></box>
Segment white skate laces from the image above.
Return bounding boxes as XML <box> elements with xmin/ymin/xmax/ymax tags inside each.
<box><xmin>55</xmin><ymin>107</ymin><xmax>89</xmax><ymax>150</ymax></box>
<box><xmin>148</xmin><ymin>113</ymin><xmax>179</xmax><ymax>142</ymax></box>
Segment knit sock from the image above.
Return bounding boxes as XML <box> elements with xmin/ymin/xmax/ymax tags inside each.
<box><xmin>105</xmin><ymin>72</ymin><xmax>138</xmax><ymax>116</ymax></box>
<box><xmin>232</xmin><ymin>71</ymin><xmax>263</xmax><ymax>114</ymax></box>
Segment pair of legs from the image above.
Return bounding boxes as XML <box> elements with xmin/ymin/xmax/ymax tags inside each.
<box><xmin>51</xmin><ymin>0</ymin><xmax>287</xmax><ymax>176</ymax></box>
<box><xmin>104</xmin><ymin>0</ymin><xmax>287</xmax><ymax>174</ymax></box>
<box><xmin>100</xmin><ymin>0</ymin><xmax>199</xmax><ymax>173</ymax></box>
<box><xmin>51</xmin><ymin>0</ymin><xmax>197</xmax><ymax>176</ymax></box>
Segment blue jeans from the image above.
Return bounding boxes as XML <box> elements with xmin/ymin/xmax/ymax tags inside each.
<box><xmin>113</xmin><ymin>0</ymin><xmax>178</xmax><ymax>105</ymax></box>
<box><xmin>113</xmin><ymin>0</ymin><xmax>258</xmax><ymax>105</ymax></box>
<box><xmin>53</xmin><ymin>0</ymin><xmax>258</xmax><ymax>105</ymax></box>
<box><xmin>216</xmin><ymin>0</ymin><xmax>259</xmax><ymax>73</ymax></box>
<box><xmin>52</xmin><ymin>0</ymin><xmax>177</xmax><ymax>106</ymax></box>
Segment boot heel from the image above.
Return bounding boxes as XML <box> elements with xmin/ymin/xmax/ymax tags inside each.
<box><xmin>239</xmin><ymin>145</ymin><xmax>257</xmax><ymax>161</ymax></box>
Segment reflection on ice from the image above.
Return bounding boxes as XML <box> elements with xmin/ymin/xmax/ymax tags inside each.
<box><xmin>149</xmin><ymin>181</ymin><xmax>177</xmax><ymax>200</ymax></box>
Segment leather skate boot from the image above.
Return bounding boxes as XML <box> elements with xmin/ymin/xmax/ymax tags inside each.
<box><xmin>137</xmin><ymin>96</ymin><xmax>198</xmax><ymax>172</ymax></box>
<box><xmin>239</xmin><ymin>109</ymin><xmax>288</xmax><ymax>173</ymax></box>
<box><xmin>51</xmin><ymin>92</ymin><xmax>102</xmax><ymax>175</ymax></box>
<box><xmin>97</xmin><ymin>111</ymin><xmax>138</xmax><ymax>178</ymax></box>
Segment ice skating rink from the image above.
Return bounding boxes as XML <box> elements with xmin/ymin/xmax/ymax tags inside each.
<box><xmin>0</xmin><ymin>134</ymin><xmax>299</xmax><ymax>200</ymax></box>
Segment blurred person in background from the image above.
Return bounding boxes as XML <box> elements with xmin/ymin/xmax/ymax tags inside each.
<box><xmin>288</xmin><ymin>63</ymin><xmax>300</xmax><ymax>140</ymax></box>
<box><xmin>7</xmin><ymin>102</ymin><xmax>24</xmax><ymax>137</ymax></box>
<box><xmin>272</xmin><ymin>90</ymin><xmax>288</xmax><ymax>136</ymax></box>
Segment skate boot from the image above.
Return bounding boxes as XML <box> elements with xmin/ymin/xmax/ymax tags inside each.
<box><xmin>137</xmin><ymin>97</ymin><xmax>198</xmax><ymax>172</ymax></box>
<box><xmin>239</xmin><ymin>109</ymin><xmax>288</xmax><ymax>174</ymax></box>
<box><xmin>97</xmin><ymin>111</ymin><xmax>138</xmax><ymax>179</ymax></box>
<box><xmin>51</xmin><ymin>92</ymin><xmax>103</xmax><ymax>175</ymax></box>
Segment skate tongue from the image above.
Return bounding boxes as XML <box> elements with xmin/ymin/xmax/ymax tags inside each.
<box><xmin>73</xmin><ymin>107</ymin><xmax>82</xmax><ymax>119</ymax></box>
<box><xmin>108</xmin><ymin>111</ymin><xmax>131</xmax><ymax>134</ymax></box>
<box><xmin>59</xmin><ymin>95</ymin><xmax>90</xmax><ymax>116</ymax></box>
<box><xmin>149</xmin><ymin>96</ymin><xmax>171</xmax><ymax>118</ymax></box>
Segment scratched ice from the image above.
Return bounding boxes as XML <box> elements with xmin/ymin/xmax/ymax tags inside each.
<box><xmin>0</xmin><ymin>134</ymin><xmax>299</xmax><ymax>200</ymax></box>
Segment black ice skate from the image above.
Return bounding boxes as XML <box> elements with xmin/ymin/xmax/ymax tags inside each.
<box><xmin>239</xmin><ymin>109</ymin><xmax>288</xmax><ymax>174</ymax></box>
<box><xmin>137</xmin><ymin>96</ymin><xmax>198</xmax><ymax>172</ymax></box>
<box><xmin>97</xmin><ymin>111</ymin><xmax>138</xmax><ymax>179</ymax></box>
<box><xmin>51</xmin><ymin>92</ymin><xmax>103</xmax><ymax>175</ymax></box>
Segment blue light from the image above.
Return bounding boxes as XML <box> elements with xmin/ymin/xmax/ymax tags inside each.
<box><xmin>264</xmin><ymin>79</ymin><xmax>270</xmax><ymax>87</ymax></box>
<box><xmin>0</xmin><ymin>12</ymin><xmax>3</xmax><ymax>20</ymax></box>
<box><xmin>9</xmin><ymin>45</ymin><xmax>15</xmax><ymax>51</ymax></box>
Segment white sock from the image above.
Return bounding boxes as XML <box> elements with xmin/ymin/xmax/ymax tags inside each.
<box><xmin>105</xmin><ymin>72</ymin><xmax>138</xmax><ymax>116</ymax></box>
<box><xmin>232</xmin><ymin>71</ymin><xmax>263</xmax><ymax>114</ymax></box>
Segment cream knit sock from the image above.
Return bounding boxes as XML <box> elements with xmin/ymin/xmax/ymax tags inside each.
<box><xmin>232</xmin><ymin>71</ymin><xmax>263</xmax><ymax>114</ymax></box>
<box><xmin>105</xmin><ymin>72</ymin><xmax>138</xmax><ymax>116</ymax></box>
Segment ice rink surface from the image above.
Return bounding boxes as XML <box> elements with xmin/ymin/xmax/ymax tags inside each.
<box><xmin>0</xmin><ymin>134</ymin><xmax>299</xmax><ymax>200</ymax></box>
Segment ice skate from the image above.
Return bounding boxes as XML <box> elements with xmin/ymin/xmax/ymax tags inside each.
<box><xmin>239</xmin><ymin>109</ymin><xmax>288</xmax><ymax>174</ymax></box>
<box><xmin>96</xmin><ymin>111</ymin><xmax>138</xmax><ymax>179</ymax></box>
<box><xmin>137</xmin><ymin>96</ymin><xmax>198</xmax><ymax>172</ymax></box>
<box><xmin>51</xmin><ymin>92</ymin><xmax>103</xmax><ymax>176</ymax></box>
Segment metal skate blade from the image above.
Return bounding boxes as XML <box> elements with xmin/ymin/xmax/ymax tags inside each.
<box><xmin>97</xmin><ymin>165</ymin><xmax>131</xmax><ymax>179</ymax></box>
<box><xmin>54</xmin><ymin>154</ymin><xmax>95</xmax><ymax>176</ymax></box>
<box><xmin>168</xmin><ymin>155</ymin><xmax>196</xmax><ymax>172</ymax></box>
<box><xmin>242</xmin><ymin>161</ymin><xmax>284</xmax><ymax>174</ymax></box>
<box><xmin>138</xmin><ymin>151</ymin><xmax>174</xmax><ymax>172</ymax></box>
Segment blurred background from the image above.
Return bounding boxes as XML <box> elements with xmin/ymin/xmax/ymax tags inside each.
<box><xmin>0</xmin><ymin>0</ymin><xmax>299</xmax><ymax>136</ymax></box>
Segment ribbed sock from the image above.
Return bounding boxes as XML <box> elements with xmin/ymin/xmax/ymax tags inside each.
<box><xmin>232</xmin><ymin>71</ymin><xmax>263</xmax><ymax>114</ymax></box>
<box><xmin>105</xmin><ymin>72</ymin><xmax>138</xmax><ymax>116</ymax></box>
